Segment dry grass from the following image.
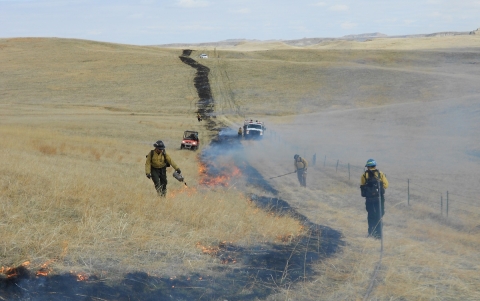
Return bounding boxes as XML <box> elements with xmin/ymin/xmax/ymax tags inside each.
<box><xmin>0</xmin><ymin>124</ymin><xmax>303</xmax><ymax>277</ymax></box>
<box><xmin>2</xmin><ymin>36</ymin><xmax>480</xmax><ymax>299</ymax></box>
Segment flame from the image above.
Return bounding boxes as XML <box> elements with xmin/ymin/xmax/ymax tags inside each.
<box><xmin>199</xmin><ymin>162</ymin><xmax>242</xmax><ymax>187</ymax></box>
<box><xmin>198</xmin><ymin>163</ymin><xmax>207</xmax><ymax>174</ymax></box>
<box><xmin>196</xmin><ymin>241</ymin><xmax>237</xmax><ymax>264</ymax></box>
<box><xmin>196</xmin><ymin>242</ymin><xmax>219</xmax><ymax>255</ymax></box>
<box><xmin>33</xmin><ymin>242</ymin><xmax>70</xmax><ymax>277</ymax></box>
<box><xmin>0</xmin><ymin>261</ymin><xmax>30</xmax><ymax>279</ymax></box>
<box><xmin>76</xmin><ymin>272</ymin><xmax>89</xmax><ymax>281</ymax></box>
<box><xmin>36</xmin><ymin>259</ymin><xmax>55</xmax><ymax>277</ymax></box>
<box><xmin>167</xmin><ymin>185</ymin><xmax>197</xmax><ymax>199</ymax></box>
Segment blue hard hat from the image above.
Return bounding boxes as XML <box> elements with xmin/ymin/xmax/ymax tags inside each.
<box><xmin>365</xmin><ymin>158</ymin><xmax>377</xmax><ymax>167</ymax></box>
<box><xmin>153</xmin><ymin>140</ymin><xmax>165</xmax><ymax>149</ymax></box>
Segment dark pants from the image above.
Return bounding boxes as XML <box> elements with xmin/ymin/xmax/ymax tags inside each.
<box><xmin>151</xmin><ymin>167</ymin><xmax>167</xmax><ymax>197</ymax></box>
<box><xmin>365</xmin><ymin>195</ymin><xmax>385</xmax><ymax>238</ymax></box>
<box><xmin>297</xmin><ymin>169</ymin><xmax>306</xmax><ymax>187</ymax></box>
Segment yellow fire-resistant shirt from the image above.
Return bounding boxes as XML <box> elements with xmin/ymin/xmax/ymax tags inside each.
<box><xmin>360</xmin><ymin>168</ymin><xmax>389</xmax><ymax>189</ymax></box>
<box><xmin>294</xmin><ymin>157</ymin><xmax>308</xmax><ymax>170</ymax></box>
<box><xmin>145</xmin><ymin>150</ymin><xmax>179</xmax><ymax>174</ymax></box>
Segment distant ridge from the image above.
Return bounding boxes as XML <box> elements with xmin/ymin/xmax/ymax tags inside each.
<box><xmin>342</xmin><ymin>32</ymin><xmax>388</xmax><ymax>39</ymax></box>
<box><xmin>154</xmin><ymin>28</ymin><xmax>477</xmax><ymax>48</ymax></box>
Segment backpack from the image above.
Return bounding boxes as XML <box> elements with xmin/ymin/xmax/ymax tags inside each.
<box><xmin>360</xmin><ymin>169</ymin><xmax>384</xmax><ymax>198</ymax></box>
<box><xmin>147</xmin><ymin>150</ymin><xmax>170</xmax><ymax>167</ymax></box>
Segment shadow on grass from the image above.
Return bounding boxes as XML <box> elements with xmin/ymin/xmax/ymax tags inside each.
<box><xmin>0</xmin><ymin>51</ymin><xmax>344</xmax><ymax>301</ymax></box>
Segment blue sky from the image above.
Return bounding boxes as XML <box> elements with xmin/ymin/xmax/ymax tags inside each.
<box><xmin>1</xmin><ymin>0</ymin><xmax>479</xmax><ymax>45</ymax></box>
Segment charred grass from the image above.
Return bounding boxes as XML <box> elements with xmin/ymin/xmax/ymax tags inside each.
<box><xmin>1</xmin><ymin>37</ymin><xmax>480</xmax><ymax>300</ymax></box>
<box><xmin>0</xmin><ymin>120</ymin><xmax>304</xmax><ymax>279</ymax></box>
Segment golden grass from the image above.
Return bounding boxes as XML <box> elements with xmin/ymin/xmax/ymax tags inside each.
<box><xmin>2</xmin><ymin>37</ymin><xmax>480</xmax><ymax>299</ymax></box>
<box><xmin>0</xmin><ymin>124</ymin><xmax>303</xmax><ymax>276</ymax></box>
<box><xmin>255</xmin><ymin>167</ymin><xmax>479</xmax><ymax>300</ymax></box>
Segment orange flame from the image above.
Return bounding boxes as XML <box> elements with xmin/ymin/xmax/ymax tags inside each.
<box><xmin>36</xmin><ymin>259</ymin><xmax>55</xmax><ymax>277</ymax></box>
<box><xmin>199</xmin><ymin>162</ymin><xmax>242</xmax><ymax>187</ymax></box>
<box><xmin>76</xmin><ymin>272</ymin><xmax>89</xmax><ymax>281</ymax></box>
<box><xmin>196</xmin><ymin>241</ymin><xmax>237</xmax><ymax>264</ymax></box>
<box><xmin>195</xmin><ymin>242</ymin><xmax>219</xmax><ymax>255</ymax></box>
<box><xmin>0</xmin><ymin>261</ymin><xmax>30</xmax><ymax>279</ymax></box>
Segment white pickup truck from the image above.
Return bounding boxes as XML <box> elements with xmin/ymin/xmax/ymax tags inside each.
<box><xmin>243</xmin><ymin>119</ymin><xmax>266</xmax><ymax>139</ymax></box>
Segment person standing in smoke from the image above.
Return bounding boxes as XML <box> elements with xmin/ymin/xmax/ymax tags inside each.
<box><xmin>238</xmin><ymin>127</ymin><xmax>243</xmax><ymax>138</ymax></box>
<box><xmin>360</xmin><ymin>158</ymin><xmax>388</xmax><ymax>239</ymax></box>
<box><xmin>294</xmin><ymin>154</ymin><xmax>308</xmax><ymax>187</ymax></box>
<box><xmin>145</xmin><ymin>140</ymin><xmax>181</xmax><ymax>197</ymax></box>
<box><xmin>197</xmin><ymin>113</ymin><xmax>202</xmax><ymax>122</ymax></box>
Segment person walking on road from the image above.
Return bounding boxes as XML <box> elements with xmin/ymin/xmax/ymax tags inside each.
<box><xmin>294</xmin><ymin>154</ymin><xmax>308</xmax><ymax>187</ymax></box>
<box><xmin>145</xmin><ymin>140</ymin><xmax>181</xmax><ymax>197</ymax></box>
<box><xmin>360</xmin><ymin>158</ymin><xmax>389</xmax><ymax>239</ymax></box>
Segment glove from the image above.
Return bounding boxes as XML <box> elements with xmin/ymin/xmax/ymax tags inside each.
<box><xmin>146</xmin><ymin>173</ymin><xmax>152</xmax><ymax>179</ymax></box>
<box><xmin>176</xmin><ymin>169</ymin><xmax>181</xmax><ymax>174</ymax></box>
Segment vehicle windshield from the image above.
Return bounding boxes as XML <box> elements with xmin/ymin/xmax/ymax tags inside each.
<box><xmin>184</xmin><ymin>132</ymin><xmax>198</xmax><ymax>139</ymax></box>
<box><xmin>248</xmin><ymin>124</ymin><xmax>262</xmax><ymax>129</ymax></box>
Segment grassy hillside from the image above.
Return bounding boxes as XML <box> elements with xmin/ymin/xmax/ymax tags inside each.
<box><xmin>1</xmin><ymin>36</ymin><xmax>480</xmax><ymax>300</ymax></box>
<box><xmin>0</xmin><ymin>38</ymin><xmax>304</xmax><ymax>276</ymax></box>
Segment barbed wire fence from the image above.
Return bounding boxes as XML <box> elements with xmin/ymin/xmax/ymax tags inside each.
<box><xmin>263</xmin><ymin>127</ymin><xmax>479</xmax><ymax>299</ymax></box>
<box><xmin>264</xmin><ymin>129</ymin><xmax>480</xmax><ymax>219</ymax></box>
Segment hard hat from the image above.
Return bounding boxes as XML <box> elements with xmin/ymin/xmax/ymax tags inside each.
<box><xmin>294</xmin><ymin>154</ymin><xmax>299</xmax><ymax>160</ymax></box>
<box><xmin>365</xmin><ymin>158</ymin><xmax>377</xmax><ymax>167</ymax></box>
<box><xmin>153</xmin><ymin>140</ymin><xmax>165</xmax><ymax>149</ymax></box>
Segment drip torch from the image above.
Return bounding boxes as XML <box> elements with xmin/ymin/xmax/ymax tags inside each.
<box><xmin>173</xmin><ymin>170</ymin><xmax>188</xmax><ymax>187</ymax></box>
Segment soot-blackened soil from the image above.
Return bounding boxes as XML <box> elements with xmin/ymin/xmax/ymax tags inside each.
<box><xmin>180</xmin><ymin>50</ymin><xmax>218</xmax><ymax>132</ymax></box>
<box><xmin>0</xmin><ymin>51</ymin><xmax>344</xmax><ymax>301</ymax></box>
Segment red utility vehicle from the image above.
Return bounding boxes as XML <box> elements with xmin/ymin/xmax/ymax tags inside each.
<box><xmin>180</xmin><ymin>131</ymin><xmax>199</xmax><ymax>150</ymax></box>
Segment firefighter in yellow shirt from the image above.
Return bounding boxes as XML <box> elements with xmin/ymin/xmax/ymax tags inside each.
<box><xmin>145</xmin><ymin>140</ymin><xmax>181</xmax><ymax>197</ymax></box>
<box><xmin>294</xmin><ymin>154</ymin><xmax>308</xmax><ymax>187</ymax></box>
<box><xmin>360</xmin><ymin>158</ymin><xmax>389</xmax><ymax>239</ymax></box>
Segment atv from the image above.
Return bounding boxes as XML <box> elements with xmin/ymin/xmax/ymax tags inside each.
<box><xmin>180</xmin><ymin>130</ymin><xmax>199</xmax><ymax>150</ymax></box>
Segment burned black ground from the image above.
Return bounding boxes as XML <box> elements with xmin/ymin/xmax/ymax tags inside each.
<box><xmin>0</xmin><ymin>51</ymin><xmax>344</xmax><ymax>301</ymax></box>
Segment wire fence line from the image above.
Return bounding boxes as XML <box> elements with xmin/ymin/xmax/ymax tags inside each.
<box><xmin>264</xmin><ymin>129</ymin><xmax>480</xmax><ymax>219</ymax></box>
<box><xmin>264</xmin><ymin>129</ymin><xmax>479</xmax><ymax>298</ymax></box>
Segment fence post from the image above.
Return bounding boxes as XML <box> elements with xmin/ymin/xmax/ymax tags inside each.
<box><xmin>336</xmin><ymin>160</ymin><xmax>339</xmax><ymax>172</ymax></box>
<box><xmin>348</xmin><ymin>163</ymin><xmax>350</xmax><ymax>180</ymax></box>
<box><xmin>407</xmin><ymin>179</ymin><xmax>410</xmax><ymax>206</ymax></box>
<box><xmin>441</xmin><ymin>193</ymin><xmax>443</xmax><ymax>216</ymax></box>
<box><xmin>446</xmin><ymin>191</ymin><xmax>449</xmax><ymax>217</ymax></box>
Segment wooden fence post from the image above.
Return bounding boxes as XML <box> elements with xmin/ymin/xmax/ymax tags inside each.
<box><xmin>441</xmin><ymin>193</ymin><xmax>443</xmax><ymax>216</ymax></box>
<box><xmin>407</xmin><ymin>179</ymin><xmax>410</xmax><ymax>206</ymax></box>
<box><xmin>446</xmin><ymin>191</ymin><xmax>449</xmax><ymax>217</ymax></box>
